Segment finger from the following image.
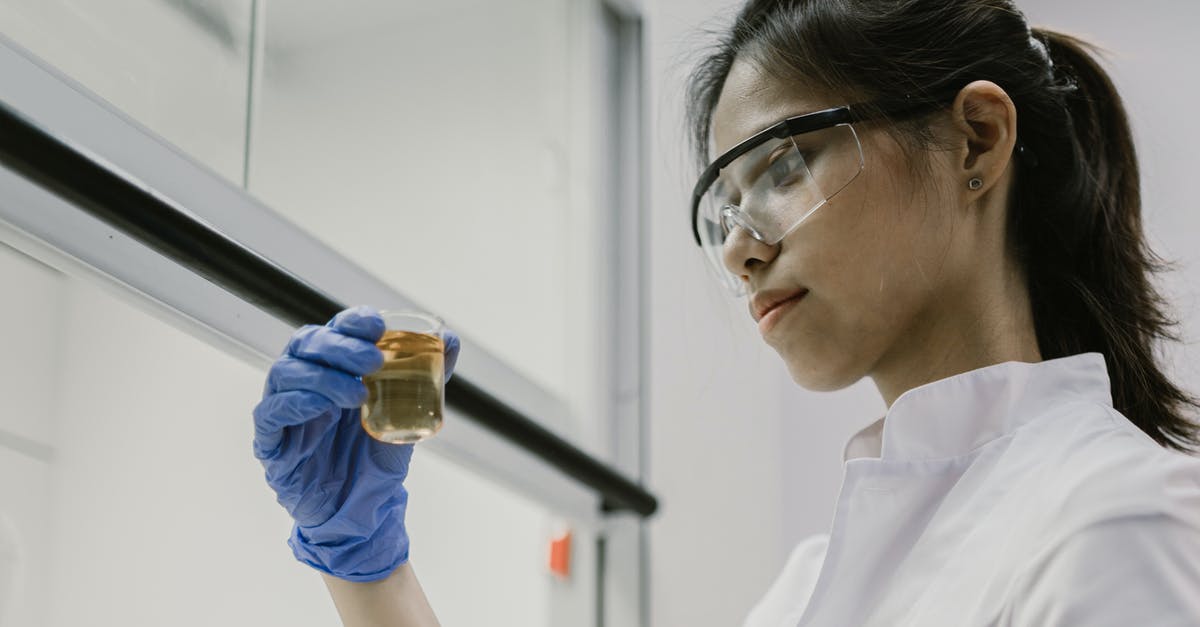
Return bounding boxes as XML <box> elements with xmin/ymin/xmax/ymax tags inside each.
<box><xmin>286</xmin><ymin>325</ymin><xmax>384</xmax><ymax>377</ymax></box>
<box><xmin>252</xmin><ymin>389</ymin><xmax>338</xmax><ymax>456</ymax></box>
<box><xmin>443</xmin><ymin>329</ymin><xmax>460</xmax><ymax>384</ymax></box>
<box><xmin>327</xmin><ymin>305</ymin><xmax>385</xmax><ymax>342</ymax></box>
<box><xmin>267</xmin><ymin>356</ymin><xmax>368</xmax><ymax>408</ymax></box>
<box><xmin>367</xmin><ymin>438</ymin><xmax>415</xmax><ymax>476</ymax></box>
<box><xmin>262</xmin><ymin>407</ymin><xmax>343</xmax><ymax>481</ymax></box>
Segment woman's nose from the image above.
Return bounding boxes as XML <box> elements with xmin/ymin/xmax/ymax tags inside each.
<box><xmin>722</xmin><ymin>224</ymin><xmax>780</xmax><ymax>285</ymax></box>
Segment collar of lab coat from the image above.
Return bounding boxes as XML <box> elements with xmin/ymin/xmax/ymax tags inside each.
<box><xmin>842</xmin><ymin>352</ymin><xmax>1113</xmax><ymax>463</ymax></box>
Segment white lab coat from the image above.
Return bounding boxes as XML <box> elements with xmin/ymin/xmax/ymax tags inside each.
<box><xmin>743</xmin><ymin>352</ymin><xmax>1200</xmax><ymax>626</ymax></box>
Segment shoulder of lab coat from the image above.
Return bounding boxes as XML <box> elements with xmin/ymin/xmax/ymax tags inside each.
<box><xmin>1031</xmin><ymin>403</ymin><xmax>1200</xmax><ymax>541</ymax></box>
<box><xmin>998</xmin><ymin>403</ymin><xmax>1200</xmax><ymax>625</ymax></box>
<box><xmin>1000</xmin><ymin>511</ymin><xmax>1200</xmax><ymax>626</ymax></box>
<box><xmin>740</xmin><ymin>400</ymin><xmax>1200</xmax><ymax>626</ymax></box>
<box><xmin>740</xmin><ymin>532</ymin><xmax>829</xmax><ymax>627</ymax></box>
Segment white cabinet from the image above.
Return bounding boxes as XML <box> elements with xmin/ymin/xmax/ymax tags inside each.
<box><xmin>0</xmin><ymin>251</ymin><xmax>594</xmax><ymax>625</ymax></box>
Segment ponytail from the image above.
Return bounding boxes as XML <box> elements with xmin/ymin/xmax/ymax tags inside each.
<box><xmin>1014</xmin><ymin>28</ymin><xmax>1200</xmax><ymax>453</ymax></box>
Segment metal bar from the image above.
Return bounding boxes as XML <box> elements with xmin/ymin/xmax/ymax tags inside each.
<box><xmin>0</xmin><ymin>98</ymin><xmax>659</xmax><ymax>518</ymax></box>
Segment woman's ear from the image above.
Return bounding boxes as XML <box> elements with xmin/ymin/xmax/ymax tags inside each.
<box><xmin>949</xmin><ymin>80</ymin><xmax>1018</xmax><ymax>195</ymax></box>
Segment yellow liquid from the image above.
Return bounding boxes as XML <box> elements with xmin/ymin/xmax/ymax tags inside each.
<box><xmin>361</xmin><ymin>330</ymin><xmax>444</xmax><ymax>444</ymax></box>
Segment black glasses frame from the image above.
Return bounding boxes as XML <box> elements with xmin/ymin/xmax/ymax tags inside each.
<box><xmin>690</xmin><ymin>95</ymin><xmax>959</xmax><ymax>246</ymax></box>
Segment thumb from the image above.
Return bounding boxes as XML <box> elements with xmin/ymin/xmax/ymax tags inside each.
<box><xmin>443</xmin><ymin>329</ymin><xmax>460</xmax><ymax>384</ymax></box>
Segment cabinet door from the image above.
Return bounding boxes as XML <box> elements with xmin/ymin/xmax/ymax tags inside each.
<box><xmin>250</xmin><ymin>0</ymin><xmax>600</xmax><ymax>437</ymax></box>
<box><xmin>0</xmin><ymin>0</ymin><xmax>253</xmax><ymax>184</ymax></box>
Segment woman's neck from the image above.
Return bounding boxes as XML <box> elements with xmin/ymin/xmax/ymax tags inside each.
<box><xmin>871</xmin><ymin>260</ymin><xmax>1042</xmax><ymax>408</ymax></box>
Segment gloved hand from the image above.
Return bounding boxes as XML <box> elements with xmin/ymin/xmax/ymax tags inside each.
<box><xmin>252</xmin><ymin>305</ymin><xmax>461</xmax><ymax>582</ymax></box>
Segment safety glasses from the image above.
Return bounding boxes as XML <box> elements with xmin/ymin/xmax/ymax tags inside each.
<box><xmin>690</xmin><ymin>96</ymin><xmax>955</xmax><ymax>296</ymax></box>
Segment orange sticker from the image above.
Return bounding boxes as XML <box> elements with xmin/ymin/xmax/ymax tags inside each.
<box><xmin>548</xmin><ymin>530</ymin><xmax>572</xmax><ymax>579</ymax></box>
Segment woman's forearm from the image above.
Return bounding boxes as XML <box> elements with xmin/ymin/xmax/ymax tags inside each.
<box><xmin>321</xmin><ymin>561</ymin><xmax>441</xmax><ymax>627</ymax></box>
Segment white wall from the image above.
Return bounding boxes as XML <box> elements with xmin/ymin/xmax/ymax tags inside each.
<box><xmin>642</xmin><ymin>1</ymin><xmax>1200</xmax><ymax>626</ymax></box>
<box><xmin>643</xmin><ymin>2</ymin><xmax>793</xmax><ymax>625</ymax></box>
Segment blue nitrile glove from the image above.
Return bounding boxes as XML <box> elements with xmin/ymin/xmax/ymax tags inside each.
<box><xmin>252</xmin><ymin>305</ymin><xmax>460</xmax><ymax>582</ymax></box>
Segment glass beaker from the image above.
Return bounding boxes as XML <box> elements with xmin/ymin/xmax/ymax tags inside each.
<box><xmin>360</xmin><ymin>310</ymin><xmax>445</xmax><ymax>444</ymax></box>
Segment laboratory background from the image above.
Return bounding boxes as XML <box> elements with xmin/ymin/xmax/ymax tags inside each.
<box><xmin>0</xmin><ymin>1</ymin><xmax>1197</xmax><ymax>626</ymax></box>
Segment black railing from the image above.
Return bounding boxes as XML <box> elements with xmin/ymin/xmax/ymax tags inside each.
<box><xmin>0</xmin><ymin>99</ymin><xmax>658</xmax><ymax>518</ymax></box>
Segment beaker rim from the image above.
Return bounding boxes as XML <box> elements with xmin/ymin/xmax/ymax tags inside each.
<box><xmin>377</xmin><ymin>309</ymin><xmax>444</xmax><ymax>333</ymax></box>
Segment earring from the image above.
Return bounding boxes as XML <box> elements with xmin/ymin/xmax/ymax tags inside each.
<box><xmin>968</xmin><ymin>177</ymin><xmax>984</xmax><ymax>191</ymax></box>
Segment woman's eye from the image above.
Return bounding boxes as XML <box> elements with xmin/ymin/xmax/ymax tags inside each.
<box><xmin>767</xmin><ymin>153</ymin><xmax>807</xmax><ymax>188</ymax></box>
<box><xmin>771</xmin><ymin>169</ymin><xmax>799</xmax><ymax>188</ymax></box>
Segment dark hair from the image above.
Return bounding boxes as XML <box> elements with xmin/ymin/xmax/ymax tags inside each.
<box><xmin>685</xmin><ymin>0</ymin><xmax>1200</xmax><ymax>454</ymax></box>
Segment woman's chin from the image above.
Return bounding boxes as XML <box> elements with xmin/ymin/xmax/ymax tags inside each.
<box><xmin>779</xmin><ymin>347</ymin><xmax>862</xmax><ymax>393</ymax></box>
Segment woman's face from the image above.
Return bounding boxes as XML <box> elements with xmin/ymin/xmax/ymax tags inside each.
<box><xmin>712</xmin><ymin>56</ymin><xmax>991</xmax><ymax>392</ymax></box>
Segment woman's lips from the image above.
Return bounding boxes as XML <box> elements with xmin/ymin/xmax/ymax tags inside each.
<box><xmin>751</xmin><ymin>288</ymin><xmax>809</xmax><ymax>322</ymax></box>
<box><xmin>757</xmin><ymin>290</ymin><xmax>809</xmax><ymax>335</ymax></box>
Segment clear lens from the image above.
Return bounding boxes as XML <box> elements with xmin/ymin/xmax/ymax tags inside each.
<box><xmin>696</xmin><ymin>123</ymin><xmax>864</xmax><ymax>295</ymax></box>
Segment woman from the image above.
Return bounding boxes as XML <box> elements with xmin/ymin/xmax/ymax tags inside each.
<box><xmin>252</xmin><ymin>0</ymin><xmax>1200</xmax><ymax>624</ymax></box>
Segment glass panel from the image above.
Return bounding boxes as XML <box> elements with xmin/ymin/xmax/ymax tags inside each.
<box><xmin>0</xmin><ymin>0</ymin><xmax>252</xmax><ymax>184</ymax></box>
<box><xmin>0</xmin><ymin>241</ymin><xmax>588</xmax><ymax>626</ymax></box>
<box><xmin>251</xmin><ymin>0</ymin><xmax>580</xmax><ymax>411</ymax></box>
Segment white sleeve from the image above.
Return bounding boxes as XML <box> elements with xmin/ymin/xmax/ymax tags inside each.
<box><xmin>1003</xmin><ymin>513</ymin><xmax>1200</xmax><ymax>626</ymax></box>
<box><xmin>741</xmin><ymin>534</ymin><xmax>829</xmax><ymax>627</ymax></box>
